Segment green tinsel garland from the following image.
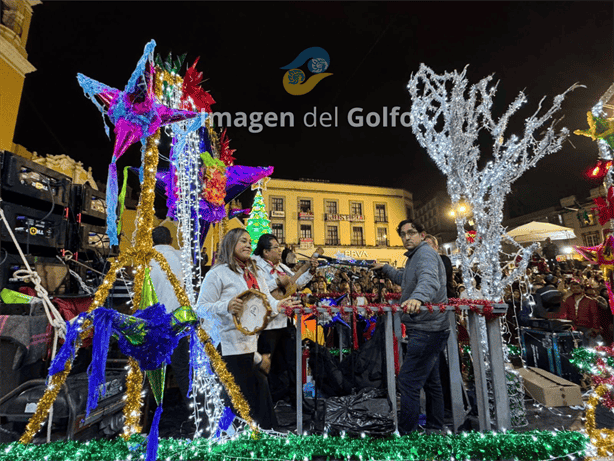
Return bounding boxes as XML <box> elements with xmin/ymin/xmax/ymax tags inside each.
<box><xmin>0</xmin><ymin>431</ymin><xmax>588</xmax><ymax>461</ymax></box>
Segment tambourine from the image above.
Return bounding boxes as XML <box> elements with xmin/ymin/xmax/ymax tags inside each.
<box><xmin>232</xmin><ymin>289</ymin><xmax>273</xmax><ymax>335</ymax></box>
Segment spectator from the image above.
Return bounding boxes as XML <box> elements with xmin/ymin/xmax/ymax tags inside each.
<box><xmin>542</xmin><ymin>237</ymin><xmax>559</xmax><ymax>271</ymax></box>
<box><xmin>553</xmin><ymin>280</ymin><xmax>601</xmax><ymax>347</ymax></box>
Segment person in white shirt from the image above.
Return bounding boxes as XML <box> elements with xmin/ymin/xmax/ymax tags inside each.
<box><xmin>196</xmin><ymin>228</ymin><xmax>301</xmax><ymax>429</ymax></box>
<box><xmin>150</xmin><ymin>226</ymin><xmax>192</xmax><ymax>436</ymax></box>
<box><xmin>252</xmin><ymin>234</ymin><xmax>317</xmax><ymax>405</ymax></box>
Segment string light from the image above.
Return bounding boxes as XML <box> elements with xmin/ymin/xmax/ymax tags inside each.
<box><xmin>3</xmin><ymin>431</ymin><xmax>590</xmax><ymax>461</ymax></box>
<box><xmin>406</xmin><ymin>64</ymin><xmax>578</xmax><ymax>302</ymax></box>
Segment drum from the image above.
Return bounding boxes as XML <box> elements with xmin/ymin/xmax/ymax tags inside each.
<box><xmin>232</xmin><ymin>289</ymin><xmax>273</xmax><ymax>335</ymax></box>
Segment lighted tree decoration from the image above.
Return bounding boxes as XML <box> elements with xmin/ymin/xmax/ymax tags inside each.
<box><xmin>246</xmin><ymin>180</ymin><xmax>272</xmax><ymax>251</ymax></box>
<box><xmin>407</xmin><ymin>64</ymin><xmax>578</xmax><ymax>301</ymax></box>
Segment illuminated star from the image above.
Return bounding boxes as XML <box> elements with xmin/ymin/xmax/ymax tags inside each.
<box><xmin>77</xmin><ymin>40</ymin><xmax>200</xmax><ymax>162</ymax></box>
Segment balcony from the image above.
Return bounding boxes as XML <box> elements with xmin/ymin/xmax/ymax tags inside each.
<box><xmin>374</xmin><ymin>215</ymin><xmax>388</xmax><ymax>223</ymax></box>
<box><xmin>376</xmin><ymin>239</ymin><xmax>389</xmax><ymax>247</ymax></box>
<box><xmin>270</xmin><ymin>210</ymin><xmax>285</xmax><ymax>218</ymax></box>
<box><xmin>351</xmin><ymin>239</ymin><xmax>365</xmax><ymax>246</ymax></box>
<box><xmin>325</xmin><ymin>238</ymin><xmax>340</xmax><ymax>246</ymax></box>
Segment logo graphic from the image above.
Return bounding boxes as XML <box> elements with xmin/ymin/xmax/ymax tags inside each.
<box><xmin>281</xmin><ymin>47</ymin><xmax>332</xmax><ymax>95</ymax></box>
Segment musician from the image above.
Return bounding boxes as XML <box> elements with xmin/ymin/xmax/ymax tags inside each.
<box><xmin>252</xmin><ymin>233</ymin><xmax>318</xmax><ymax>404</ymax></box>
<box><xmin>195</xmin><ymin>229</ymin><xmax>301</xmax><ymax>429</ymax></box>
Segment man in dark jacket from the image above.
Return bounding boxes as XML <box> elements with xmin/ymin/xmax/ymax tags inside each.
<box><xmin>372</xmin><ymin>220</ymin><xmax>449</xmax><ymax>434</ymax></box>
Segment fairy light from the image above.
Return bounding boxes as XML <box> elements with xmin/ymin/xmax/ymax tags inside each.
<box><xmin>407</xmin><ymin>64</ymin><xmax>577</xmax><ymax>302</ymax></box>
<box><xmin>3</xmin><ymin>431</ymin><xmax>592</xmax><ymax>461</ymax></box>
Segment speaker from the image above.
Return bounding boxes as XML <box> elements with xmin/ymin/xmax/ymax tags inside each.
<box><xmin>520</xmin><ymin>328</ymin><xmax>584</xmax><ymax>384</ymax></box>
<box><xmin>0</xmin><ymin>202</ymin><xmax>67</xmax><ymax>250</ymax></box>
<box><xmin>0</xmin><ymin>151</ymin><xmax>71</xmax><ymax>209</ymax></box>
<box><xmin>70</xmin><ymin>183</ymin><xmax>106</xmax><ymax>225</ymax></box>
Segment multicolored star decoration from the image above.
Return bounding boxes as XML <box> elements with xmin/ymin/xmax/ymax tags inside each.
<box><xmin>574</xmin><ymin>234</ymin><xmax>614</xmax><ymax>314</ymax></box>
<box><xmin>77</xmin><ymin>40</ymin><xmax>202</xmax><ymax>246</ymax></box>
<box><xmin>574</xmin><ymin>111</ymin><xmax>614</xmax><ymax>150</ymax></box>
<box><xmin>18</xmin><ymin>40</ymin><xmax>258</xmax><ymax>461</ymax></box>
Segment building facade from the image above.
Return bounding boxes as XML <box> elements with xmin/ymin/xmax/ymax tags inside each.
<box><xmin>414</xmin><ymin>190</ymin><xmax>456</xmax><ymax>245</ymax></box>
<box><xmin>260</xmin><ymin>178</ymin><xmax>414</xmax><ymax>267</ymax></box>
<box><xmin>0</xmin><ymin>0</ymin><xmax>39</xmax><ymax>152</ymax></box>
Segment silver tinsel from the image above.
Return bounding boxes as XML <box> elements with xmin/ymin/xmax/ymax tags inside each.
<box><xmin>407</xmin><ymin>64</ymin><xmax>580</xmax><ymax>301</ymax></box>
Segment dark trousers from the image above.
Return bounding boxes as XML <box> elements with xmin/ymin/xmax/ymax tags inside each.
<box><xmin>170</xmin><ymin>335</ymin><xmax>192</xmax><ymax>410</ymax></box>
<box><xmin>222</xmin><ymin>352</ymin><xmax>277</xmax><ymax>430</ymax></box>
<box><xmin>398</xmin><ymin>329</ymin><xmax>450</xmax><ymax>434</ymax></box>
<box><xmin>258</xmin><ymin>325</ymin><xmax>297</xmax><ymax>403</ymax></box>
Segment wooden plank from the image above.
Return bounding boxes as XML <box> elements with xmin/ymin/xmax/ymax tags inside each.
<box><xmin>467</xmin><ymin>311</ymin><xmax>491</xmax><ymax>431</ymax></box>
<box><xmin>486</xmin><ymin>317</ymin><xmax>511</xmax><ymax>430</ymax></box>
<box><xmin>385</xmin><ymin>311</ymin><xmax>398</xmax><ymax>432</ymax></box>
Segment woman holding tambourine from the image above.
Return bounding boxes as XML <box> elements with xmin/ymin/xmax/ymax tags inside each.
<box><xmin>195</xmin><ymin>228</ymin><xmax>301</xmax><ymax>429</ymax></box>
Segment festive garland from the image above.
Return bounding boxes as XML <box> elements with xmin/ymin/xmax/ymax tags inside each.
<box><xmin>0</xmin><ymin>431</ymin><xmax>588</xmax><ymax>461</ymax></box>
<box><xmin>286</xmin><ymin>296</ymin><xmax>504</xmax><ymax>321</ymax></box>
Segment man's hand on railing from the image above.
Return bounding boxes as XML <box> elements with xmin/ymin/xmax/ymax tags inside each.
<box><xmin>401</xmin><ymin>298</ymin><xmax>422</xmax><ymax>314</ymax></box>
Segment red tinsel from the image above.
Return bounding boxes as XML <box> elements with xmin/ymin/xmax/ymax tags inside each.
<box><xmin>466</xmin><ymin>230</ymin><xmax>477</xmax><ymax>243</ymax></box>
<box><xmin>593</xmin><ymin>185</ymin><xmax>614</xmax><ymax>226</ymax></box>
<box><xmin>283</xmin><ymin>297</ymin><xmax>503</xmax><ymax>320</ymax></box>
<box><xmin>393</xmin><ymin>334</ymin><xmax>400</xmax><ymax>375</ymax></box>
<box><xmin>587</xmin><ymin>345</ymin><xmax>614</xmax><ymax>409</ymax></box>
<box><xmin>181</xmin><ymin>57</ymin><xmax>216</xmax><ymax>113</ymax></box>
<box><xmin>219</xmin><ymin>129</ymin><xmax>236</xmax><ymax>166</ymax></box>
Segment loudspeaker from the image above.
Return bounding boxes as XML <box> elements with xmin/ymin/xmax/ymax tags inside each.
<box><xmin>0</xmin><ymin>151</ymin><xmax>71</xmax><ymax>209</ymax></box>
<box><xmin>70</xmin><ymin>183</ymin><xmax>106</xmax><ymax>225</ymax></box>
<box><xmin>0</xmin><ymin>202</ymin><xmax>67</xmax><ymax>250</ymax></box>
<box><xmin>520</xmin><ymin>328</ymin><xmax>584</xmax><ymax>384</ymax></box>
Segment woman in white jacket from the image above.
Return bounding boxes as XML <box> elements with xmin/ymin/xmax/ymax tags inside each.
<box><xmin>196</xmin><ymin>228</ymin><xmax>300</xmax><ymax>429</ymax></box>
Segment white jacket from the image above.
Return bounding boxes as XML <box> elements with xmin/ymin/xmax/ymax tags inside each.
<box><xmin>196</xmin><ymin>262</ymin><xmax>280</xmax><ymax>356</ymax></box>
<box><xmin>253</xmin><ymin>255</ymin><xmax>313</xmax><ymax>330</ymax></box>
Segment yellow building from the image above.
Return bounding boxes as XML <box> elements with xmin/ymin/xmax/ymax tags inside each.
<box><xmin>261</xmin><ymin>178</ymin><xmax>414</xmax><ymax>267</ymax></box>
<box><xmin>0</xmin><ymin>0</ymin><xmax>40</xmax><ymax>152</ymax></box>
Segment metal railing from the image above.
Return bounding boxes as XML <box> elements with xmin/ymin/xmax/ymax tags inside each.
<box><xmin>291</xmin><ymin>303</ymin><xmax>510</xmax><ymax>434</ymax></box>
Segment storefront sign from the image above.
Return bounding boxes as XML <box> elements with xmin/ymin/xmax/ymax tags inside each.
<box><xmin>298</xmin><ymin>212</ymin><xmax>314</xmax><ymax>220</ymax></box>
<box><xmin>325</xmin><ymin>214</ymin><xmax>365</xmax><ymax>221</ymax></box>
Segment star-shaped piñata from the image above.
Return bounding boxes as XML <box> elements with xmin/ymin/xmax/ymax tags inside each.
<box><xmin>574</xmin><ymin>111</ymin><xmax>614</xmax><ymax>150</ymax></box>
<box><xmin>76</xmin><ymin>40</ymin><xmax>200</xmax><ymax>246</ymax></box>
<box><xmin>575</xmin><ymin>234</ymin><xmax>614</xmax><ymax>314</ymax></box>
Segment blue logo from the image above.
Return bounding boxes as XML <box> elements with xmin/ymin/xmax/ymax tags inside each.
<box><xmin>280</xmin><ymin>47</ymin><xmax>332</xmax><ymax>95</ymax></box>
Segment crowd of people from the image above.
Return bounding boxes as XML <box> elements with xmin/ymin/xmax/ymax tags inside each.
<box><xmin>503</xmin><ymin>244</ymin><xmax>614</xmax><ymax>347</ymax></box>
<box><xmin>152</xmin><ymin>222</ymin><xmax>614</xmax><ymax>436</ymax></box>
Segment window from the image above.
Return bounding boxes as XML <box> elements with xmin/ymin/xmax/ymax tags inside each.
<box><xmin>582</xmin><ymin>231</ymin><xmax>601</xmax><ymax>247</ymax></box>
<box><xmin>375</xmin><ymin>204</ymin><xmax>387</xmax><ymax>222</ymax></box>
<box><xmin>326</xmin><ymin>226</ymin><xmax>339</xmax><ymax>245</ymax></box>
<box><xmin>376</xmin><ymin>227</ymin><xmax>388</xmax><ymax>246</ymax></box>
<box><xmin>351</xmin><ymin>226</ymin><xmax>364</xmax><ymax>246</ymax></box>
<box><xmin>271</xmin><ymin>223</ymin><xmax>284</xmax><ymax>242</ymax></box>
<box><xmin>350</xmin><ymin>201</ymin><xmax>363</xmax><ymax>215</ymax></box>
<box><xmin>300</xmin><ymin>224</ymin><xmax>312</xmax><ymax>240</ymax></box>
<box><xmin>299</xmin><ymin>199</ymin><xmax>312</xmax><ymax>213</ymax></box>
<box><xmin>325</xmin><ymin>200</ymin><xmax>338</xmax><ymax>214</ymax></box>
<box><xmin>271</xmin><ymin>197</ymin><xmax>284</xmax><ymax>212</ymax></box>
<box><xmin>406</xmin><ymin>207</ymin><xmax>413</xmax><ymax>219</ymax></box>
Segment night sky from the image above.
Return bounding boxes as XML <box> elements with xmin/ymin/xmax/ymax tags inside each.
<box><xmin>12</xmin><ymin>1</ymin><xmax>614</xmax><ymax>215</ymax></box>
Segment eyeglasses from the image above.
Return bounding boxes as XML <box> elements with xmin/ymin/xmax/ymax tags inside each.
<box><xmin>399</xmin><ymin>230</ymin><xmax>419</xmax><ymax>238</ymax></box>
